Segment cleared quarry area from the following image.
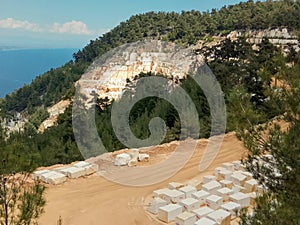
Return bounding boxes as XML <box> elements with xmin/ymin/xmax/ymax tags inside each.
<box><xmin>37</xmin><ymin>132</ymin><xmax>250</xmax><ymax>225</ymax></box>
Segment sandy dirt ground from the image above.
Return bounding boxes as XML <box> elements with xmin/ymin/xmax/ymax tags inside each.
<box><xmin>39</xmin><ymin>132</ymin><xmax>247</xmax><ymax>225</ymax></box>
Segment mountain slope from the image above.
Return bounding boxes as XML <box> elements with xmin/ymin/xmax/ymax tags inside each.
<box><xmin>0</xmin><ymin>0</ymin><xmax>299</xmax><ymax>172</ymax></box>
<box><xmin>1</xmin><ymin>0</ymin><xmax>300</xmax><ymax>115</ymax></box>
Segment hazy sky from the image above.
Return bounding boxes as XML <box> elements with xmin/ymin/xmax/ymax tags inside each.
<box><xmin>0</xmin><ymin>0</ymin><xmax>250</xmax><ymax>49</ymax></box>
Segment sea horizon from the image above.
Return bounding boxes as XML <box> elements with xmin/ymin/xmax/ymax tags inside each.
<box><xmin>0</xmin><ymin>48</ymin><xmax>77</xmax><ymax>98</ymax></box>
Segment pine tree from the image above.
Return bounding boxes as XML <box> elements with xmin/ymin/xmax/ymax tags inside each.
<box><xmin>239</xmin><ymin>53</ymin><xmax>300</xmax><ymax>225</ymax></box>
<box><xmin>0</xmin><ymin>160</ymin><xmax>45</xmax><ymax>225</ymax></box>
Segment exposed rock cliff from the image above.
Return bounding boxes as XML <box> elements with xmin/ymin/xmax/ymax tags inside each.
<box><xmin>197</xmin><ymin>28</ymin><xmax>299</xmax><ymax>62</ymax></box>
<box><xmin>38</xmin><ymin>100</ymin><xmax>70</xmax><ymax>133</ymax></box>
<box><xmin>77</xmin><ymin>29</ymin><xmax>299</xmax><ymax>102</ymax></box>
<box><xmin>77</xmin><ymin>40</ymin><xmax>204</xmax><ymax>101</ymax></box>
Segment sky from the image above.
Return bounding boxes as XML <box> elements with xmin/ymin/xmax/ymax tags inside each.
<box><xmin>0</xmin><ymin>0</ymin><xmax>250</xmax><ymax>49</ymax></box>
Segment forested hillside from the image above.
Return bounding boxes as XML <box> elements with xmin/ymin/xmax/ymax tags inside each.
<box><xmin>1</xmin><ymin>0</ymin><xmax>299</xmax><ymax>114</ymax></box>
<box><xmin>0</xmin><ymin>0</ymin><xmax>299</xmax><ymax>171</ymax></box>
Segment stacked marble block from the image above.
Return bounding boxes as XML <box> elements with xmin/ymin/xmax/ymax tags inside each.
<box><xmin>148</xmin><ymin>161</ymin><xmax>261</xmax><ymax>225</ymax></box>
<box><xmin>32</xmin><ymin>161</ymin><xmax>98</xmax><ymax>185</ymax></box>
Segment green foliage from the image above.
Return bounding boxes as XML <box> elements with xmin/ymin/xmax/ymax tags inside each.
<box><xmin>226</xmin><ymin>86</ymin><xmax>265</xmax><ymax>132</ymax></box>
<box><xmin>240</xmin><ymin>123</ymin><xmax>300</xmax><ymax>224</ymax></box>
<box><xmin>0</xmin><ymin>161</ymin><xmax>45</xmax><ymax>225</ymax></box>
<box><xmin>1</xmin><ymin>0</ymin><xmax>300</xmax><ymax>117</ymax></box>
<box><xmin>91</xmin><ymin>72</ymin><xmax>210</xmax><ymax>152</ymax></box>
<box><xmin>239</xmin><ymin>52</ymin><xmax>300</xmax><ymax>225</ymax></box>
<box><xmin>0</xmin><ymin>105</ymin><xmax>83</xmax><ymax>168</ymax></box>
<box><xmin>17</xmin><ymin>184</ymin><xmax>45</xmax><ymax>225</ymax></box>
<box><xmin>206</xmin><ymin>37</ymin><xmax>269</xmax><ymax>99</ymax></box>
<box><xmin>28</xmin><ymin>106</ymin><xmax>49</xmax><ymax>129</ymax></box>
<box><xmin>206</xmin><ymin>36</ymin><xmax>288</xmax><ymax>131</ymax></box>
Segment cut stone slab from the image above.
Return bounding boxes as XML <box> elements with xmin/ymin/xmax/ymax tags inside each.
<box><xmin>57</xmin><ymin>166</ymin><xmax>86</xmax><ymax>179</ymax></box>
<box><xmin>207</xmin><ymin>209</ymin><xmax>231</xmax><ymax>225</ymax></box>
<box><xmin>32</xmin><ymin>169</ymin><xmax>51</xmax><ymax>181</ymax></box>
<box><xmin>73</xmin><ymin>161</ymin><xmax>98</xmax><ymax>175</ymax></box>
<box><xmin>147</xmin><ymin>197</ymin><xmax>168</xmax><ymax>215</ymax></box>
<box><xmin>40</xmin><ymin>171</ymin><xmax>67</xmax><ymax>185</ymax></box>
<box><xmin>192</xmin><ymin>206</ymin><xmax>214</xmax><ymax>220</ymax></box>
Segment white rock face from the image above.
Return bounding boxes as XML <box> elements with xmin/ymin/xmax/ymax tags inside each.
<box><xmin>76</xmin><ymin>31</ymin><xmax>297</xmax><ymax>103</ymax></box>
<box><xmin>77</xmin><ymin>40</ymin><xmax>204</xmax><ymax>101</ymax></box>
<box><xmin>38</xmin><ymin>100</ymin><xmax>70</xmax><ymax>132</ymax></box>
<box><xmin>246</xmin><ymin>28</ymin><xmax>299</xmax><ymax>47</ymax></box>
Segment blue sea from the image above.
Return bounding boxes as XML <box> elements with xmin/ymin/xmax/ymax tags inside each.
<box><xmin>0</xmin><ymin>48</ymin><xmax>77</xmax><ymax>98</ymax></box>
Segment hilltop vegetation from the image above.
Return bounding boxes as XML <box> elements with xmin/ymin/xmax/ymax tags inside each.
<box><xmin>1</xmin><ymin>0</ymin><xmax>300</xmax><ymax>114</ymax></box>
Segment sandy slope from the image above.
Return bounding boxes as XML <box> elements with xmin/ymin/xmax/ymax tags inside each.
<box><xmin>39</xmin><ymin>132</ymin><xmax>246</xmax><ymax>225</ymax></box>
